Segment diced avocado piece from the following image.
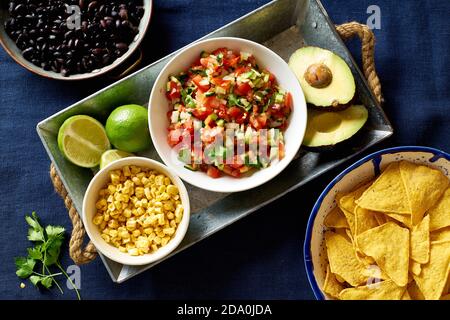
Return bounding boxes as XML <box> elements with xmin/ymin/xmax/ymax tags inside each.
<box><xmin>184</xmin><ymin>164</ymin><xmax>198</xmax><ymax>171</ymax></box>
<box><xmin>216</xmin><ymin>119</ymin><xmax>225</xmax><ymax>127</ymax></box>
<box><xmin>302</xmin><ymin>105</ymin><xmax>368</xmax><ymax>148</ymax></box>
<box><xmin>288</xmin><ymin>46</ymin><xmax>355</xmax><ymax>108</ymax></box>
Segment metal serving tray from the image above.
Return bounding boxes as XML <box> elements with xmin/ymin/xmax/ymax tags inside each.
<box><xmin>37</xmin><ymin>0</ymin><xmax>393</xmax><ymax>283</ymax></box>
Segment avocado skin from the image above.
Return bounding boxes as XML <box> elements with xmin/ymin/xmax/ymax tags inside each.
<box><xmin>302</xmin><ymin>105</ymin><xmax>369</xmax><ymax>152</ymax></box>
<box><xmin>307</xmin><ymin>95</ymin><xmax>357</xmax><ymax>112</ymax></box>
<box><xmin>302</xmin><ymin>126</ymin><xmax>368</xmax><ymax>154</ymax></box>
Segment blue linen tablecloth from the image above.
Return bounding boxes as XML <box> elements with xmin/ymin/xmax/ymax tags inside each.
<box><xmin>1</xmin><ymin>0</ymin><xmax>449</xmax><ymax>299</ymax></box>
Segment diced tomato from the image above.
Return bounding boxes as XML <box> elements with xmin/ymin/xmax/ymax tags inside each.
<box><xmin>167</xmin><ymin>129</ymin><xmax>182</xmax><ymax>147</ymax></box>
<box><xmin>224</xmin><ymin>56</ymin><xmax>240</xmax><ymax>68</ymax></box>
<box><xmin>228</xmin><ymin>106</ymin><xmax>243</xmax><ymax>119</ymax></box>
<box><xmin>206</xmin><ymin>166</ymin><xmax>221</xmax><ymax>178</ymax></box>
<box><xmin>192</xmin><ymin>107</ymin><xmax>213</xmax><ymax>121</ymax></box>
<box><xmin>192</xmin><ymin>75</ymin><xmax>210</xmax><ymax>92</ymax></box>
<box><xmin>203</xmin><ymin>96</ymin><xmax>222</xmax><ymax>109</ymax></box>
<box><xmin>249</xmin><ymin>113</ymin><xmax>268</xmax><ymax>130</ymax></box>
<box><xmin>234</xmin><ymin>66</ymin><xmax>250</xmax><ymax>76</ymax></box>
<box><xmin>166</xmin><ymin>81</ymin><xmax>181</xmax><ymax>101</ymax></box>
<box><xmin>212</xmin><ymin>48</ymin><xmax>228</xmax><ymax>56</ymax></box>
<box><xmin>278</xmin><ymin>141</ymin><xmax>285</xmax><ymax>160</ymax></box>
<box><xmin>217</xmin><ymin>105</ymin><xmax>229</xmax><ymax>121</ymax></box>
<box><xmin>223</xmin><ymin>165</ymin><xmax>241</xmax><ymax>178</ymax></box>
<box><xmin>229</xmin><ymin>155</ymin><xmax>244</xmax><ymax>169</ymax></box>
<box><xmin>234</xmin><ymin>82</ymin><xmax>252</xmax><ymax>96</ymax></box>
<box><xmin>211</xmin><ymin>77</ymin><xmax>232</xmax><ymax>91</ymax></box>
<box><xmin>285</xmin><ymin>92</ymin><xmax>292</xmax><ymax>111</ymax></box>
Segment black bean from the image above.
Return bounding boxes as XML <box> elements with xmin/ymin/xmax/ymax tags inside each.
<box><xmin>5</xmin><ymin>0</ymin><xmax>144</xmax><ymax>76</ymax></box>
<box><xmin>22</xmin><ymin>47</ymin><xmax>34</xmax><ymax>60</ymax></box>
<box><xmin>115</xmin><ymin>42</ymin><xmax>128</xmax><ymax>51</ymax></box>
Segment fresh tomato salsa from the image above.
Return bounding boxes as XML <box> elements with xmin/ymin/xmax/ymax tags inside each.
<box><xmin>165</xmin><ymin>47</ymin><xmax>292</xmax><ymax>178</ymax></box>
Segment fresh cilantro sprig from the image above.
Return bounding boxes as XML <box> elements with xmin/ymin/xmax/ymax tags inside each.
<box><xmin>15</xmin><ymin>212</ymin><xmax>81</xmax><ymax>300</ymax></box>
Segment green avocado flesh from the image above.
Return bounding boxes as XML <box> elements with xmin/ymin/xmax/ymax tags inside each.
<box><xmin>302</xmin><ymin>105</ymin><xmax>368</xmax><ymax>148</ymax></box>
<box><xmin>289</xmin><ymin>47</ymin><xmax>356</xmax><ymax>107</ymax></box>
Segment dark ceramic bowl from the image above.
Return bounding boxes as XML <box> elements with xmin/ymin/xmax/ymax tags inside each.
<box><xmin>0</xmin><ymin>1</ymin><xmax>152</xmax><ymax>81</ymax></box>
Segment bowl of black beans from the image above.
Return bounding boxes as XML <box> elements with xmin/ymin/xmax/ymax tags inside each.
<box><xmin>0</xmin><ymin>1</ymin><xmax>150</xmax><ymax>80</ymax></box>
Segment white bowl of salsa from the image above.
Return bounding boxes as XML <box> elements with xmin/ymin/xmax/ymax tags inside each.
<box><xmin>148</xmin><ymin>37</ymin><xmax>307</xmax><ymax>193</ymax></box>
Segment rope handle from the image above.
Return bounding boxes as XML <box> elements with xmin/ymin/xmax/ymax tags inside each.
<box><xmin>335</xmin><ymin>22</ymin><xmax>384</xmax><ymax>104</ymax></box>
<box><xmin>50</xmin><ymin>22</ymin><xmax>383</xmax><ymax>265</ymax></box>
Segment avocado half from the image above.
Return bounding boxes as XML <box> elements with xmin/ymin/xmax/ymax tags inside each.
<box><xmin>289</xmin><ymin>47</ymin><xmax>356</xmax><ymax>108</ymax></box>
<box><xmin>302</xmin><ymin>105</ymin><xmax>368</xmax><ymax>148</ymax></box>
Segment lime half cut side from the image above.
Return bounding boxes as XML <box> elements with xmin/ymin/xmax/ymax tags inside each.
<box><xmin>100</xmin><ymin>149</ymin><xmax>134</xmax><ymax>170</ymax></box>
<box><xmin>58</xmin><ymin>115</ymin><xmax>111</xmax><ymax>168</ymax></box>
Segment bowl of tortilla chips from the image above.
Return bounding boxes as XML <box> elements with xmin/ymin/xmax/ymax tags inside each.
<box><xmin>304</xmin><ymin>146</ymin><xmax>450</xmax><ymax>300</ymax></box>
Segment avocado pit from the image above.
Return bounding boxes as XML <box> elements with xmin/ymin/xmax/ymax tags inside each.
<box><xmin>304</xmin><ymin>63</ymin><xmax>333</xmax><ymax>88</ymax></box>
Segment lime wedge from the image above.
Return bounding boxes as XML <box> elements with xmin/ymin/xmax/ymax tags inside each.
<box><xmin>58</xmin><ymin>115</ymin><xmax>111</xmax><ymax>168</ymax></box>
<box><xmin>100</xmin><ymin>149</ymin><xmax>134</xmax><ymax>169</ymax></box>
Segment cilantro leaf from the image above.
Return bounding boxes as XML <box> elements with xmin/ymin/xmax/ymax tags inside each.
<box><xmin>45</xmin><ymin>225</ymin><xmax>65</xmax><ymax>238</ymax></box>
<box><xmin>28</xmin><ymin>228</ymin><xmax>45</xmax><ymax>242</ymax></box>
<box><xmin>29</xmin><ymin>275</ymin><xmax>42</xmax><ymax>286</ymax></box>
<box><xmin>15</xmin><ymin>257</ymin><xmax>36</xmax><ymax>278</ymax></box>
<box><xmin>43</xmin><ymin>236</ymin><xmax>63</xmax><ymax>267</ymax></box>
<box><xmin>26</xmin><ymin>212</ymin><xmax>45</xmax><ymax>242</ymax></box>
<box><xmin>41</xmin><ymin>277</ymin><xmax>53</xmax><ymax>289</ymax></box>
<box><xmin>27</xmin><ymin>246</ymin><xmax>43</xmax><ymax>260</ymax></box>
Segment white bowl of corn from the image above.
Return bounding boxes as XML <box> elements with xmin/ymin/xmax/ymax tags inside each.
<box><xmin>82</xmin><ymin>157</ymin><xmax>190</xmax><ymax>266</ymax></box>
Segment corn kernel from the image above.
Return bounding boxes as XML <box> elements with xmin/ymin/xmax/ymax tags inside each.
<box><xmin>93</xmin><ymin>215</ymin><xmax>104</xmax><ymax>225</ymax></box>
<box><xmin>108</xmin><ymin>219</ymin><xmax>119</xmax><ymax>229</ymax></box>
<box><xmin>163</xmin><ymin>228</ymin><xmax>175</xmax><ymax>236</ymax></box>
<box><xmin>167</xmin><ymin>184</ymin><xmax>178</xmax><ymax>195</ymax></box>
<box><xmin>132</xmin><ymin>229</ymin><xmax>141</xmax><ymax>238</ymax></box>
<box><xmin>95</xmin><ymin>165</ymin><xmax>183</xmax><ymax>256</ymax></box>
<box><xmin>128</xmin><ymin>248</ymin><xmax>139</xmax><ymax>256</ymax></box>
<box><xmin>126</xmin><ymin>219</ymin><xmax>137</xmax><ymax>231</ymax></box>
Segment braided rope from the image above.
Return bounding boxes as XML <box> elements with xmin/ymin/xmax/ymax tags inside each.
<box><xmin>336</xmin><ymin>22</ymin><xmax>384</xmax><ymax>104</ymax></box>
<box><xmin>49</xmin><ymin>22</ymin><xmax>383</xmax><ymax>265</ymax></box>
<box><xmin>50</xmin><ymin>164</ymin><xmax>97</xmax><ymax>265</ymax></box>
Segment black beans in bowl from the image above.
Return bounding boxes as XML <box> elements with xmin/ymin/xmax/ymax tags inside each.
<box><xmin>1</xmin><ymin>0</ymin><xmax>148</xmax><ymax>78</ymax></box>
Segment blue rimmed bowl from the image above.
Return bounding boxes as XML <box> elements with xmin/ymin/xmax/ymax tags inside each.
<box><xmin>303</xmin><ymin>146</ymin><xmax>450</xmax><ymax>300</ymax></box>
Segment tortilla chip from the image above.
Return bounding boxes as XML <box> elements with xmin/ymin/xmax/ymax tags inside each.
<box><xmin>402</xmin><ymin>290</ymin><xmax>412</xmax><ymax>300</ymax></box>
<box><xmin>428</xmin><ymin>188</ymin><xmax>450</xmax><ymax>231</ymax></box>
<box><xmin>385</xmin><ymin>212</ymin><xmax>411</xmax><ymax>228</ymax></box>
<box><xmin>356</xmin><ymin>222</ymin><xmax>410</xmax><ymax>286</ymax></box>
<box><xmin>413</xmin><ymin>240</ymin><xmax>450</xmax><ymax>300</ymax></box>
<box><xmin>411</xmin><ymin>261</ymin><xmax>422</xmax><ymax>276</ymax></box>
<box><xmin>341</xmin><ymin>208</ymin><xmax>356</xmax><ymax>235</ymax></box>
<box><xmin>335</xmin><ymin>228</ymin><xmax>352</xmax><ymax>243</ymax></box>
<box><xmin>410</xmin><ymin>215</ymin><xmax>430</xmax><ymax>264</ymax></box>
<box><xmin>408</xmin><ymin>280</ymin><xmax>425</xmax><ymax>300</ymax></box>
<box><xmin>339</xmin><ymin>279</ymin><xmax>405</xmax><ymax>300</ymax></box>
<box><xmin>354</xmin><ymin>207</ymin><xmax>379</xmax><ymax>237</ymax></box>
<box><xmin>431</xmin><ymin>227</ymin><xmax>450</xmax><ymax>242</ymax></box>
<box><xmin>362</xmin><ymin>264</ymin><xmax>389</xmax><ymax>280</ymax></box>
<box><xmin>399</xmin><ymin>161</ymin><xmax>449</xmax><ymax>225</ymax></box>
<box><xmin>374</xmin><ymin>213</ymin><xmax>387</xmax><ymax>226</ymax></box>
<box><xmin>325</xmin><ymin>232</ymin><xmax>368</xmax><ymax>286</ymax></box>
<box><xmin>339</xmin><ymin>183</ymin><xmax>371</xmax><ymax>214</ymax></box>
<box><xmin>324</xmin><ymin>207</ymin><xmax>349</xmax><ymax>229</ymax></box>
<box><xmin>335</xmin><ymin>274</ymin><xmax>346</xmax><ymax>283</ymax></box>
<box><xmin>322</xmin><ymin>265</ymin><xmax>344</xmax><ymax>299</ymax></box>
<box><xmin>356</xmin><ymin>163</ymin><xmax>411</xmax><ymax>215</ymax></box>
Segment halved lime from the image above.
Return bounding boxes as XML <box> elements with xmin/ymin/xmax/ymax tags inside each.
<box><xmin>57</xmin><ymin>115</ymin><xmax>111</xmax><ymax>168</ymax></box>
<box><xmin>100</xmin><ymin>149</ymin><xmax>134</xmax><ymax>170</ymax></box>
